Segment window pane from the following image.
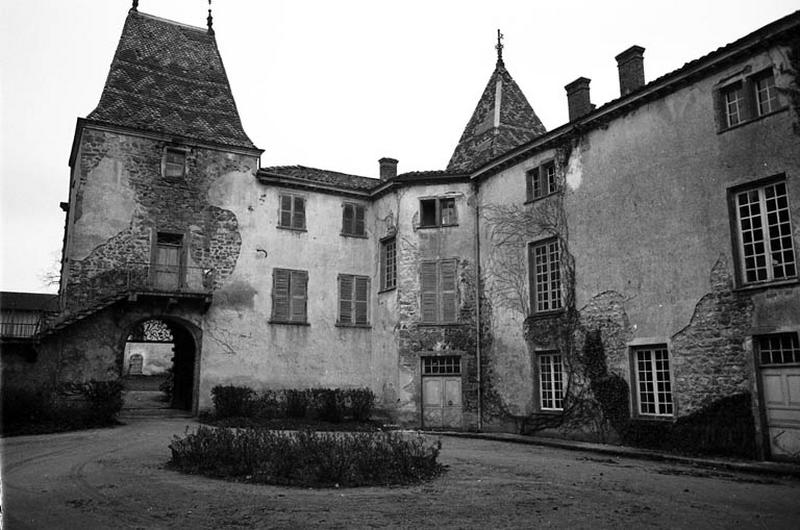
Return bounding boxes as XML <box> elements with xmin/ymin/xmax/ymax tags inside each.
<box><xmin>635</xmin><ymin>347</ymin><xmax>673</xmax><ymax>416</ymax></box>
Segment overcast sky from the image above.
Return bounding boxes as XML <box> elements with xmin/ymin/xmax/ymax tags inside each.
<box><xmin>1</xmin><ymin>0</ymin><xmax>797</xmax><ymax>293</ymax></box>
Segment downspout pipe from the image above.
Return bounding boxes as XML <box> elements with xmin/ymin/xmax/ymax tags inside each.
<box><xmin>473</xmin><ymin>181</ymin><xmax>482</xmax><ymax>431</ymax></box>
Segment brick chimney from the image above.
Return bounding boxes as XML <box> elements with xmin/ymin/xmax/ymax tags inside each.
<box><xmin>379</xmin><ymin>157</ymin><xmax>398</xmax><ymax>181</ymax></box>
<box><xmin>565</xmin><ymin>77</ymin><xmax>593</xmax><ymax>122</ymax></box>
<box><xmin>615</xmin><ymin>45</ymin><xmax>645</xmax><ymax>96</ymax></box>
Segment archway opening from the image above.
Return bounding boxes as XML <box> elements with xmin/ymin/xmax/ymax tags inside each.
<box><xmin>122</xmin><ymin>318</ymin><xmax>196</xmax><ymax>411</ymax></box>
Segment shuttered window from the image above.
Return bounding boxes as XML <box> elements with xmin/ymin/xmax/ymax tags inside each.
<box><xmin>342</xmin><ymin>203</ymin><xmax>366</xmax><ymax>236</ymax></box>
<box><xmin>420</xmin><ymin>259</ymin><xmax>458</xmax><ymax>324</ymax></box>
<box><xmin>271</xmin><ymin>268</ymin><xmax>308</xmax><ymax>323</ymax></box>
<box><xmin>338</xmin><ymin>274</ymin><xmax>369</xmax><ymax>325</ymax></box>
<box><xmin>279</xmin><ymin>194</ymin><xmax>306</xmax><ymax>230</ymax></box>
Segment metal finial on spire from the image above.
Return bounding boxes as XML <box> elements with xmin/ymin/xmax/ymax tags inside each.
<box><xmin>131</xmin><ymin>0</ymin><xmax>139</xmax><ymax>12</ymax></box>
<box><xmin>207</xmin><ymin>0</ymin><xmax>215</xmax><ymax>35</ymax></box>
<box><xmin>495</xmin><ymin>29</ymin><xmax>504</xmax><ymax>66</ymax></box>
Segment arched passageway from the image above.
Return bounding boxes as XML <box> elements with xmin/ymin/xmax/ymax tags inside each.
<box><xmin>122</xmin><ymin>318</ymin><xmax>196</xmax><ymax>411</ymax></box>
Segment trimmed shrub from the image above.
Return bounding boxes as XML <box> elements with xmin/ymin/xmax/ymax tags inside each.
<box><xmin>169</xmin><ymin>426</ymin><xmax>443</xmax><ymax>487</ymax></box>
<box><xmin>77</xmin><ymin>379</ymin><xmax>124</xmax><ymax>423</ymax></box>
<box><xmin>211</xmin><ymin>385</ymin><xmax>254</xmax><ymax>418</ymax></box>
<box><xmin>347</xmin><ymin>388</ymin><xmax>375</xmax><ymax>421</ymax></box>
<box><xmin>285</xmin><ymin>389</ymin><xmax>309</xmax><ymax>418</ymax></box>
<box><xmin>251</xmin><ymin>389</ymin><xmax>285</xmax><ymax>420</ymax></box>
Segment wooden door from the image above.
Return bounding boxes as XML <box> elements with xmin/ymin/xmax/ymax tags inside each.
<box><xmin>154</xmin><ymin>234</ymin><xmax>182</xmax><ymax>290</ymax></box>
<box><xmin>762</xmin><ymin>366</ymin><xmax>800</xmax><ymax>459</ymax></box>
<box><xmin>422</xmin><ymin>375</ymin><xmax>463</xmax><ymax>430</ymax></box>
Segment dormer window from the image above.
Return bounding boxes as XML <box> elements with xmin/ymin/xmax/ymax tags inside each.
<box><xmin>163</xmin><ymin>147</ymin><xmax>187</xmax><ymax>178</ymax></box>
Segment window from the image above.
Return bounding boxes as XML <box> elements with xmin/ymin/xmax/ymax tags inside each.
<box><xmin>271</xmin><ymin>268</ymin><xmax>308</xmax><ymax>324</ymax></box>
<box><xmin>754</xmin><ymin>71</ymin><xmax>778</xmax><ymax>116</ymax></box>
<box><xmin>279</xmin><ymin>194</ymin><xmax>306</xmax><ymax>230</ymax></box>
<box><xmin>526</xmin><ymin>161</ymin><xmax>558</xmax><ymax>201</ymax></box>
<box><xmin>722</xmin><ymin>82</ymin><xmax>744</xmax><ymax>128</ymax></box>
<box><xmin>338</xmin><ymin>274</ymin><xmax>369</xmax><ymax>326</ymax></box>
<box><xmin>733</xmin><ymin>179</ymin><xmax>796</xmax><ymax>285</ymax></box>
<box><xmin>757</xmin><ymin>333</ymin><xmax>800</xmax><ymax>365</ymax></box>
<box><xmin>380</xmin><ymin>237</ymin><xmax>396</xmax><ymax>291</ymax></box>
<box><xmin>420</xmin><ymin>259</ymin><xmax>458</xmax><ymax>324</ymax></box>
<box><xmin>632</xmin><ymin>346</ymin><xmax>674</xmax><ymax>417</ymax></box>
<box><xmin>717</xmin><ymin>69</ymin><xmax>782</xmax><ymax>130</ymax></box>
<box><xmin>163</xmin><ymin>147</ymin><xmax>187</xmax><ymax>178</ymax></box>
<box><xmin>422</xmin><ymin>355</ymin><xmax>461</xmax><ymax>375</ymax></box>
<box><xmin>342</xmin><ymin>203</ymin><xmax>366</xmax><ymax>237</ymax></box>
<box><xmin>419</xmin><ymin>197</ymin><xmax>457</xmax><ymax>227</ymax></box>
<box><xmin>529</xmin><ymin>239</ymin><xmax>562</xmax><ymax>313</ymax></box>
<box><xmin>538</xmin><ymin>352</ymin><xmax>564</xmax><ymax>411</ymax></box>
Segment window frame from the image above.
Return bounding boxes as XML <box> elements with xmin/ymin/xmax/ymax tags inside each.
<box><xmin>337</xmin><ymin>273</ymin><xmax>370</xmax><ymax>327</ymax></box>
<box><xmin>728</xmin><ymin>174</ymin><xmax>797</xmax><ymax>288</ymax></box>
<box><xmin>341</xmin><ymin>202</ymin><xmax>367</xmax><ymax>238</ymax></box>
<box><xmin>419</xmin><ymin>259</ymin><xmax>459</xmax><ymax>325</ymax></box>
<box><xmin>755</xmin><ymin>332</ymin><xmax>800</xmax><ymax>367</ymax></box>
<box><xmin>421</xmin><ymin>355</ymin><xmax>462</xmax><ymax>376</ymax></box>
<box><xmin>716</xmin><ymin>67</ymin><xmax>784</xmax><ymax>132</ymax></box>
<box><xmin>630</xmin><ymin>345</ymin><xmax>675</xmax><ymax>418</ymax></box>
<box><xmin>277</xmin><ymin>193</ymin><xmax>307</xmax><ymax>231</ymax></box>
<box><xmin>536</xmin><ymin>351</ymin><xmax>565</xmax><ymax>412</ymax></box>
<box><xmin>525</xmin><ymin>160</ymin><xmax>559</xmax><ymax>202</ymax></box>
<box><xmin>379</xmin><ymin>236</ymin><xmax>397</xmax><ymax>292</ymax></box>
<box><xmin>270</xmin><ymin>268</ymin><xmax>309</xmax><ymax>325</ymax></box>
<box><xmin>419</xmin><ymin>197</ymin><xmax>458</xmax><ymax>228</ymax></box>
<box><xmin>162</xmin><ymin>147</ymin><xmax>188</xmax><ymax>179</ymax></box>
<box><xmin>528</xmin><ymin>238</ymin><xmax>563</xmax><ymax>315</ymax></box>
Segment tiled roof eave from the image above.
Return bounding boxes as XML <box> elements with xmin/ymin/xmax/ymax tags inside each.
<box><xmin>256</xmin><ymin>172</ymin><xmax>373</xmax><ymax>198</ymax></box>
<box><xmin>471</xmin><ymin>11</ymin><xmax>800</xmax><ymax>182</ymax></box>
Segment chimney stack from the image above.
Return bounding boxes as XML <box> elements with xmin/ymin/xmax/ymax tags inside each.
<box><xmin>615</xmin><ymin>45</ymin><xmax>645</xmax><ymax>96</ymax></box>
<box><xmin>379</xmin><ymin>157</ymin><xmax>398</xmax><ymax>181</ymax></box>
<box><xmin>565</xmin><ymin>77</ymin><xmax>593</xmax><ymax>122</ymax></box>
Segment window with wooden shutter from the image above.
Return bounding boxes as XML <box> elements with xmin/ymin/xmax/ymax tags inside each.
<box><xmin>271</xmin><ymin>268</ymin><xmax>308</xmax><ymax>324</ymax></box>
<box><xmin>420</xmin><ymin>260</ymin><xmax>458</xmax><ymax>324</ymax></box>
<box><xmin>338</xmin><ymin>274</ymin><xmax>369</xmax><ymax>326</ymax></box>
<box><xmin>278</xmin><ymin>194</ymin><xmax>306</xmax><ymax>230</ymax></box>
<box><xmin>342</xmin><ymin>203</ymin><xmax>366</xmax><ymax>237</ymax></box>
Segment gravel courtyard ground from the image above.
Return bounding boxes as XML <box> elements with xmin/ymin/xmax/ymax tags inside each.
<box><xmin>3</xmin><ymin>418</ymin><xmax>799</xmax><ymax>529</ymax></box>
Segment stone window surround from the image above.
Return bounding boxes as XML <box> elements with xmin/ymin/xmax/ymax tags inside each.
<box><xmin>161</xmin><ymin>145</ymin><xmax>189</xmax><ymax>179</ymax></box>
<box><xmin>277</xmin><ymin>193</ymin><xmax>307</xmax><ymax>231</ymax></box>
<box><xmin>336</xmin><ymin>273</ymin><xmax>370</xmax><ymax>328</ymax></box>
<box><xmin>341</xmin><ymin>201</ymin><xmax>367</xmax><ymax>238</ymax></box>
<box><xmin>418</xmin><ymin>196</ymin><xmax>458</xmax><ymax>228</ymax></box>
<box><xmin>727</xmin><ymin>173</ymin><xmax>798</xmax><ymax>289</ymax></box>
<box><xmin>379</xmin><ymin>235</ymin><xmax>397</xmax><ymax>293</ymax></box>
<box><xmin>525</xmin><ymin>159</ymin><xmax>559</xmax><ymax>203</ymax></box>
<box><xmin>714</xmin><ymin>65</ymin><xmax>787</xmax><ymax>133</ymax></box>
<box><xmin>528</xmin><ymin>237</ymin><xmax>564</xmax><ymax>316</ymax></box>
<box><xmin>534</xmin><ymin>350</ymin><xmax>565</xmax><ymax>413</ymax></box>
<box><xmin>629</xmin><ymin>343</ymin><xmax>675</xmax><ymax>419</ymax></box>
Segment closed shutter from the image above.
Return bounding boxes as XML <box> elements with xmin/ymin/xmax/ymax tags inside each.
<box><xmin>290</xmin><ymin>270</ymin><xmax>308</xmax><ymax>322</ymax></box>
<box><xmin>293</xmin><ymin>197</ymin><xmax>305</xmax><ymax>229</ymax></box>
<box><xmin>272</xmin><ymin>268</ymin><xmax>291</xmax><ymax>321</ymax></box>
<box><xmin>440</xmin><ymin>259</ymin><xmax>458</xmax><ymax>323</ymax></box>
<box><xmin>525</xmin><ymin>170</ymin><xmax>533</xmax><ymax>201</ymax></box>
<box><xmin>354</xmin><ymin>205</ymin><xmax>365</xmax><ymax>235</ymax></box>
<box><xmin>339</xmin><ymin>274</ymin><xmax>353</xmax><ymax>324</ymax></box>
<box><xmin>420</xmin><ymin>261</ymin><xmax>438</xmax><ymax>322</ymax></box>
<box><xmin>280</xmin><ymin>196</ymin><xmax>292</xmax><ymax>227</ymax></box>
<box><xmin>354</xmin><ymin>276</ymin><xmax>369</xmax><ymax>324</ymax></box>
<box><xmin>342</xmin><ymin>204</ymin><xmax>354</xmax><ymax>235</ymax></box>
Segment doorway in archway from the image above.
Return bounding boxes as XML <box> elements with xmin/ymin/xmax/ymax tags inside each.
<box><xmin>122</xmin><ymin>318</ymin><xmax>196</xmax><ymax>412</ymax></box>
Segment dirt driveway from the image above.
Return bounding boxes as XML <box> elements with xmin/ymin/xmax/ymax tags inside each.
<box><xmin>3</xmin><ymin>418</ymin><xmax>799</xmax><ymax>529</ymax></box>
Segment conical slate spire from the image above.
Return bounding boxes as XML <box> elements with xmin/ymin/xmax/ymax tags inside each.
<box><xmin>447</xmin><ymin>51</ymin><xmax>546</xmax><ymax>172</ymax></box>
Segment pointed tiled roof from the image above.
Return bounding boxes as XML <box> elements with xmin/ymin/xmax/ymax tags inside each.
<box><xmin>88</xmin><ymin>11</ymin><xmax>257</xmax><ymax>150</ymax></box>
<box><xmin>447</xmin><ymin>62</ymin><xmax>546</xmax><ymax>172</ymax></box>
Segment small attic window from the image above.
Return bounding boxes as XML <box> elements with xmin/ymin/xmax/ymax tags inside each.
<box><xmin>163</xmin><ymin>148</ymin><xmax>187</xmax><ymax>178</ymax></box>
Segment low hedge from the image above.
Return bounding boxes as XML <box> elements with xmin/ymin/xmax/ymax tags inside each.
<box><xmin>1</xmin><ymin>380</ymin><xmax>124</xmax><ymax>436</ymax></box>
<box><xmin>169</xmin><ymin>426</ymin><xmax>444</xmax><ymax>487</ymax></box>
<box><xmin>210</xmin><ymin>385</ymin><xmax>376</xmax><ymax>423</ymax></box>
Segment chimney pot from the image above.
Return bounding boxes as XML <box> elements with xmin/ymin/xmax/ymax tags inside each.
<box><xmin>615</xmin><ymin>45</ymin><xmax>645</xmax><ymax>96</ymax></box>
<box><xmin>379</xmin><ymin>157</ymin><xmax>398</xmax><ymax>181</ymax></box>
<box><xmin>565</xmin><ymin>77</ymin><xmax>593</xmax><ymax>122</ymax></box>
